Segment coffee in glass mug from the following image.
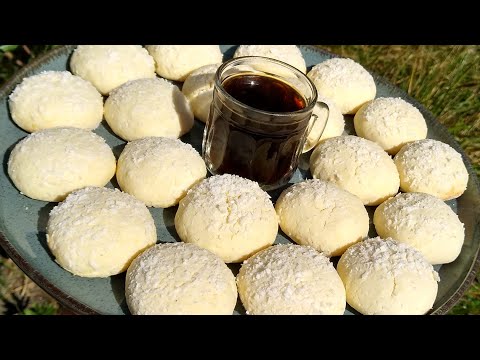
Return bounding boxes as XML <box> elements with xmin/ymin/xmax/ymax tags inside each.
<box><xmin>202</xmin><ymin>56</ymin><xmax>329</xmax><ymax>191</ymax></box>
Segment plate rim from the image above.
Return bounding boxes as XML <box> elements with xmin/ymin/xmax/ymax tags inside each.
<box><xmin>0</xmin><ymin>45</ymin><xmax>479</xmax><ymax>315</ymax></box>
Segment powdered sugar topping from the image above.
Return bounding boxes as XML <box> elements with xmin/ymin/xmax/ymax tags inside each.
<box><xmin>181</xmin><ymin>174</ymin><xmax>274</xmax><ymax>227</ymax></box>
<box><xmin>341</xmin><ymin>237</ymin><xmax>439</xmax><ymax>280</ymax></box>
<box><xmin>308</xmin><ymin>58</ymin><xmax>375</xmax><ymax>89</ymax></box>
<box><xmin>394</xmin><ymin>139</ymin><xmax>468</xmax><ymax>190</ymax></box>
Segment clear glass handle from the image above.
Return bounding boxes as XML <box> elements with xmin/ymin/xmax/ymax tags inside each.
<box><xmin>303</xmin><ymin>100</ymin><xmax>330</xmax><ymax>153</ymax></box>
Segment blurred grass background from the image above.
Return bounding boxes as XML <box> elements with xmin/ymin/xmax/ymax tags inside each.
<box><xmin>0</xmin><ymin>45</ymin><xmax>478</xmax><ymax>315</ymax></box>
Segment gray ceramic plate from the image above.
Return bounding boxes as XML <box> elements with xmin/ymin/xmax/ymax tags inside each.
<box><xmin>0</xmin><ymin>45</ymin><xmax>479</xmax><ymax>315</ymax></box>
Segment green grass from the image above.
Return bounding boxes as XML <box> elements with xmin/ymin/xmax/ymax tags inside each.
<box><xmin>449</xmin><ymin>273</ymin><xmax>480</xmax><ymax>315</ymax></box>
<box><xmin>0</xmin><ymin>45</ymin><xmax>479</xmax><ymax>315</ymax></box>
<box><xmin>0</xmin><ymin>256</ymin><xmax>60</xmax><ymax>315</ymax></box>
<box><xmin>0</xmin><ymin>45</ymin><xmax>58</xmax><ymax>82</ymax></box>
<box><xmin>20</xmin><ymin>303</ymin><xmax>58</xmax><ymax>315</ymax></box>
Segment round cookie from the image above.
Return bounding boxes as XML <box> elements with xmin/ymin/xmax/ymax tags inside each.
<box><xmin>116</xmin><ymin>137</ymin><xmax>206</xmax><ymax>208</ymax></box>
<box><xmin>237</xmin><ymin>244</ymin><xmax>346</xmax><ymax>315</ymax></box>
<box><xmin>70</xmin><ymin>45</ymin><xmax>155</xmax><ymax>95</ymax></box>
<box><xmin>233</xmin><ymin>45</ymin><xmax>307</xmax><ymax>73</ymax></box>
<box><xmin>146</xmin><ymin>45</ymin><xmax>223</xmax><ymax>81</ymax></box>
<box><xmin>337</xmin><ymin>237</ymin><xmax>440</xmax><ymax>315</ymax></box>
<box><xmin>303</xmin><ymin>96</ymin><xmax>344</xmax><ymax>152</ymax></box>
<box><xmin>8</xmin><ymin>71</ymin><xmax>103</xmax><ymax>133</ymax></box>
<box><xmin>275</xmin><ymin>179</ymin><xmax>369</xmax><ymax>256</ymax></box>
<box><xmin>394</xmin><ymin>139</ymin><xmax>469</xmax><ymax>200</ymax></box>
<box><xmin>374</xmin><ymin>192</ymin><xmax>464</xmax><ymax>264</ymax></box>
<box><xmin>7</xmin><ymin>127</ymin><xmax>116</xmax><ymax>202</ymax></box>
<box><xmin>307</xmin><ymin>58</ymin><xmax>376</xmax><ymax>114</ymax></box>
<box><xmin>104</xmin><ymin>78</ymin><xmax>194</xmax><ymax>141</ymax></box>
<box><xmin>309</xmin><ymin>135</ymin><xmax>400</xmax><ymax>206</ymax></box>
<box><xmin>354</xmin><ymin>97</ymin><xmax>428</xmax><ymax>154</ymax></box>
<box><xmin>182</xmin><ymin>63</ymin><xmax>221</xmax><ymax>123</ymax></box>
<box><xmin>174</xmin><ymin>174</ymin><xmax>278</xmax><ymax>263</ymax></box>
<box><xmin>47</xmin><ymin>187</ymin><xmax>157</xmax><ymax>278</ymax></box>
<box><xmin>126</xmin><ymin>242</ymin><xmax>237</xmax><ymax>315</ymax></box>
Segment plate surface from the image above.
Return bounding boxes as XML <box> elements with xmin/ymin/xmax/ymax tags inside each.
<box><xmin>0</xmin><ymin>45</ymin><xmax>479</xmax><ymax>315</ymax></box>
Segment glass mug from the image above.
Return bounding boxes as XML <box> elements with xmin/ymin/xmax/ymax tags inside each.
<box><xmin>202</xmin><ymin>56</ymin><xmax>329</xmax><ymax>191</ymax></box>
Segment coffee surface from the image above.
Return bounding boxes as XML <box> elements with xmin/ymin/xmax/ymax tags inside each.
<box><xmin>222</xmin><ymin>74</ymin><xmax>306</xmax><ymax>113</ymax></box>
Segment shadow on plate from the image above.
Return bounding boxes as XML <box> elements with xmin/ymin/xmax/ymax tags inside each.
<box><xmin>110</xmin><ymin>273</ymin><xmax>129</xmax><ymax>314</ymax></box>
<box><xmin>162</xmin><ymin>206</ymin><xmax>181</xmax><ymax>243</ymax></box>
<box><xmin>108</xmin><ymin>143</ymin><xmax>125</xmax><ymax>190</ymax></box>
<box><xmin>99</xmin><ymin>119</ymin><xmax>122</xmax><ymax>142</ymax></box>
<box><xmin>234</xmin><ymin>296</ymin><xmax>246</xmax><ymax>315</ymax></box>
<box><xmin>111</xmin><ymin>142</ymin><xmax>126</xmax><ymax>160</ymax></box>
<box><xmin>36</xmin><ymin>202</ymin><xmax>57</xmax><ymax>261</ymax></box>
<box><xmin>275</xmin><ymin>227</ymin><xmax>295</xmax><ymax>246</ymax></box>
<box><xmin>180</xmin><ymin>120</ymin><xmax>204</xmax><ymax>154</ymax></box>
<box><xmin>345</xmin><ymin>304</ymin><xmax>362</xmax><ymax>315</ymax></box>
<box><xmin>365</xmin><ymin>205</ymin><xmax>379</xmax><ymax>238</ymax></box>
<box><xmin>222</xmin><ymin>46</ymin><xmax>237</xmax><ymax>61</ymax></box>
<box><xmin>267</xmin><ymin>183</ymin><xmax>294</xmax><ymax>204</ymax></box>
<box><xmin>226</xmin><ymin>263</ymin><xmax>246</xmax><ymax>315</ymax></box>
<box><xmin>2</xmin><ymin>139</ymin><xmax>25</xmax><ymax>189</ymax></box>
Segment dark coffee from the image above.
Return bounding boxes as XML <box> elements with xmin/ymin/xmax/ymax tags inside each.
<box><xmin>204</xmin><ymin>73</ymin><xmax>311</xmax><ymax>188</ymax></box>
<box><xmin>223</xmin><ymin>74</ymin><xmax>306</xmax><ymax>113</ymax></box>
